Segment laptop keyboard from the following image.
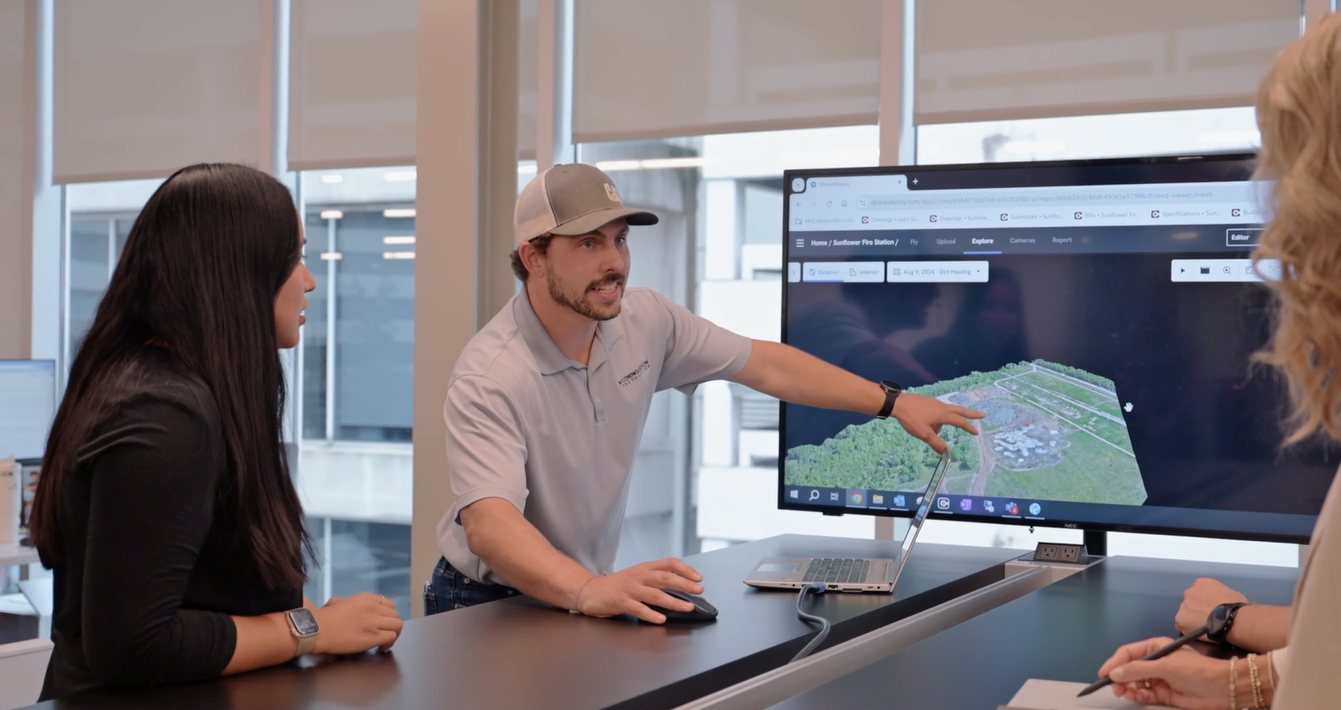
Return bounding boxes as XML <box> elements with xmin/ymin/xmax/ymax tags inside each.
<box><xmin>802</xmin><ymin>558</ymin><xmax>870</xmax><ymax>585</ymax></box>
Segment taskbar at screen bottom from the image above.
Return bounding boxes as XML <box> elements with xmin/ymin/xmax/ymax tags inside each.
<box><xmin>779</xmin><ymin>485</ymin><xmax>1316</xmax><ymax>542</ymax></box>
<box><xmin>783</xmin><ymin>484</ymin><xmax>927</xmax><ymax>512</ymax></box>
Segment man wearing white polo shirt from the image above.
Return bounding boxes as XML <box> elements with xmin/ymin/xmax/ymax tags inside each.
<box><xmin>428</xmin><ymin>163</ymin><xmax>983</xmax><ymax>623</ymax></box>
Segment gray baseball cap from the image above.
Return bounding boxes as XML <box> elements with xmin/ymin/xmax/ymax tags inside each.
<box><xmin>514</xmin><ymin>163</ymin><xmax>659</xmax><ymax>245</ymax></box>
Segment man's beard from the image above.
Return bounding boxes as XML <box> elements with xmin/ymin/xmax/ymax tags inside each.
<box><xmin>547</xmin><ymin>271</ymin><xmax>624</xmax><ymax>321</ymax></box>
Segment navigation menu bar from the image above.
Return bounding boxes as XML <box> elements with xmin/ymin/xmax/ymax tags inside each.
<box><xmin>789</xmin><ymin>224</ymin><xmax>1268</xmax><ymax>258</ymax></box>
<box><xmin>788</xmin><ymin>261</ymin><xmax>990</xmax><ymax>283</ymax></box>
<box><xmin>800</xmin><ymin>262</ymin><xmax>884</xmax><ymax>283</ymax></box>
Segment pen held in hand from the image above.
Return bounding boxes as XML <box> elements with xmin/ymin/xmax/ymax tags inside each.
<box><xmin>1076</xmin><ymin>624</ymin><xmax>1208</xmax><ymax>698</ymax></box>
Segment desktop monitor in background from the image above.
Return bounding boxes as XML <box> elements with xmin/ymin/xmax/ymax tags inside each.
<box><xmin>778</xmin><ymin>154</ymin><xmax>1328</xmax><ymax>544</ymax></box>
<box><xmin>0</xmin><ymin>360</ymin><xmax>57</xmax><ymax>462</ymax></box>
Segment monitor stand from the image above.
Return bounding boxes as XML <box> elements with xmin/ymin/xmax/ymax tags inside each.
<box><xmin>1084</xmin><ymin>530</ymin><xmax>1108</xmax><ymax>557</ymax></box>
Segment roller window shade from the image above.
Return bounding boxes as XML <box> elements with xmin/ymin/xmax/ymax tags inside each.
<box><xmin>53</xmin><ymin>0</ymin><xmax>261</xmax><ymax>184</ymax></box>
<box><xmin>1</xmin><ymin>0</ymin><xmax>26</xmax><ymax>207</ymax></box>
<box><xmin>573</xmin><ymin>0</ymin><xmax>881</xmax><ymax>144</ymax></box>
<box><xmin>288</xmin><ymin>0</ymin><xmax>417</xmax><ymax>171</ymax></box>
<box><xmin>915</xmin><ymin>0</ymin><xmax>1302</xmax><ymax>125</ymax></box>
<box><xmin>519</xmin><ymin>0</ymin><xmax>537</xmax><ymax>161</ymax></box>
<box><xmin>1</xmin><ymin>0</ymin><xmax>29</xmax><ymax>342</ymax></box>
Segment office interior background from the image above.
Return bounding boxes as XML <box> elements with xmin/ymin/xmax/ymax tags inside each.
<box><xmin>0</xmin><ymin>0</ymin><xmax>1326</xmax><ymax>621</ymax></box>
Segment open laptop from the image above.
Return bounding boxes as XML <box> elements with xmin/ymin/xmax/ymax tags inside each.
<box><xmin>743</xmin><ymin>449</ymin><xmax>952</xmax><ymax>593</ymax></box>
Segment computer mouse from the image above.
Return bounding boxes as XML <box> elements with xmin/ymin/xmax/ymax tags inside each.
<box><xmin>646</xmin><ymin>589</ymin><xmax>718</xmax><ymax>623</ymax></box>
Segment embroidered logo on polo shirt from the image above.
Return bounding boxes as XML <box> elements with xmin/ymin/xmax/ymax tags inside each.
<box><xmin>618</xmin><ymin>360</ymin><xmax>650</xmax><ymax>387</ymax></box>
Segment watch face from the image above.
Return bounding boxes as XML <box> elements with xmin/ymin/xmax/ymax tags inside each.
<box><xmin>1206</xmin><ymin>606</ymin><xmax>1228</xmax><ymax>635</ymax></box>
<box><xmin>290</xmin><ymin>608</ymin><xmax>319</xmax><ymax>636</ymax></box>
<box><xmin>1205</xmin><ymin>602</ymin><xmax>1240</xmax><ymax>641</ymax></box>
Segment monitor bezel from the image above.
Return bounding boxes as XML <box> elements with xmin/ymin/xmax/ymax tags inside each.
<box><xmin>775</xmin><ymin>152</ymin><xmax>1317</xmax><ymax>545</ymax></box>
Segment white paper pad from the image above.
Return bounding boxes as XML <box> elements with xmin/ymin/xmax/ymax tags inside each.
<box><xmin>1009</xmin><ymin>679</ymin><xmax>1167</xmax><ymax>709</ymax></box>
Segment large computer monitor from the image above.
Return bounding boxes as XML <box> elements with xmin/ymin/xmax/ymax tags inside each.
<box><xmin>778</xmin><ymin>154</ymin><xmax>1330</xmax><ymax>544</ymax></box>
<box><xmin>0</xmin><ymin>360</ymin><xmax>57</xmax><ymax>462</ymax></box>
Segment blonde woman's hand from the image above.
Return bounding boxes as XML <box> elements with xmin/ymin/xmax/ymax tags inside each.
<box><xmin>311</xmin><ymin>592</ymin><xmax>403</xmax><ymax>655</ymax></box>
<box><xmin>1097</xmin><ymin>638</ymin><xmax>1231</xmax><ymax>710</ymax></box>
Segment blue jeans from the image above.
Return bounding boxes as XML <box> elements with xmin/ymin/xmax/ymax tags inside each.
<box><xmin>424</xmin><ymin>557</ymin><xmax>519</xmax><ymax>615</ymax></box>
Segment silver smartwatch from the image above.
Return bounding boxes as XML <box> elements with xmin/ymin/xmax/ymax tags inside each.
<box><xmin>286</xmin><ymin>607</ymin><xmax>320</xmax><ymax>656</ymax></box>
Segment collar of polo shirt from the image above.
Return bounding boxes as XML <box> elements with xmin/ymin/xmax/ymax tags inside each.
<box><xmin>515</xmin><ymin>292</ymin><xmax>627</xmax><ymax>374</ymax></box>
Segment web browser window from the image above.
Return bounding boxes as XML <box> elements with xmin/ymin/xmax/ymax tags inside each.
<box><xmin>779</xmin><ymin>155</ymin><xmax>1328</xmax><ymax>543</ymax></box>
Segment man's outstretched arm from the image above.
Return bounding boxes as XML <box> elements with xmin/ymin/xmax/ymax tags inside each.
<box><xmin>729</xmin><ymin>340</ymin><xmax>983</xmax><ymax>453</ymax></box>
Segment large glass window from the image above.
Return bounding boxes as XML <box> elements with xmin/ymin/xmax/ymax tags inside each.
<box><xmin>66</xmin><ymin>215</ymin><xmax>114</xmax><ymax>355</ymax></box>
<box><xmin>65</xmin><ymin>180</ymin><xmax>162</xmax><ymax>361</ymax></box>
<box><xmin>296</xmin><ymin>166</ymin><xmax>416</xmax><ymax>615</ymax></box>
<box><xmin>917</xmin><ymin>107</ymin><xmax>1260</xmax><ymax>165</ymax></box>
<box><xmin>299</xmin><ymin>198</ymin><xmax>416</xmax><ymax>444</ymax></box>
<box><xmin>303</xmin><ymin>517</ymin><xmax>413</xmax><ymax>614</ymax></box>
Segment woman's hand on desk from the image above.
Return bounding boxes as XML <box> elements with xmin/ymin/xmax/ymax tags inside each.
<box><xmin>1175</xmin><ymin>578</ymin><xmax>1291</xmax><ymax>652</ymax></box>
<box><xmin>1098</xmin><ymin>638</ymin><xmax>1229</xmax><ymax>710</ymax></box>
<box><xmin>312</xmin><ymin>592</ymin><xmax>404</xmax><ymax>655</ymax></box>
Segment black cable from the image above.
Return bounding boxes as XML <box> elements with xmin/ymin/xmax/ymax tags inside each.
<box><xmin>790</xmin><ymin>582</ymin><xmax>831</xmax><ymax>663</ymax></box>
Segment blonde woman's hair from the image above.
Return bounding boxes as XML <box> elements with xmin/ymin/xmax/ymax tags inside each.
<box><xmin>1254</xmin><ymin>12</ymin><xmax>1341</xmax><ymax>445</ymax></box>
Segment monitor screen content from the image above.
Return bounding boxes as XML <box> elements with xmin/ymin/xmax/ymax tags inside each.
<box><xmin>778</xmin><ymin>155</ymin><xmax>1331</xmax><ymax>543</ymax></box>
<box><xmin>0</xmin><ymin>360</ymin><xmax>57</xmax><ymax>462</ymax></box>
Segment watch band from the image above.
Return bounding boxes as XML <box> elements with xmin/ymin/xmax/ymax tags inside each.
<box><xmin>876</xmin><ymin>381</ymin><xmax>902</xmax><ymax>419</ymax></box>
<box><xmin>295</xmin><ymin>631</ymin><xmax>318</xmax><ymax>656</ymax></box>
<box><xmin>1207</xmin><ymin>602</ymin><xmax>1249</xmax><ymax>644</ymax></box>
<box><xmin>287</xmin><ymin>608</ymin><xmax>320</xmax><ymax>656</ymax></box>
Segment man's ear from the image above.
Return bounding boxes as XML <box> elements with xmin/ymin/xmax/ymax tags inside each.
<box><xmin>520</xmin><ymin>241</ymin><xmax>547</xmax><ymax>278</ymax></box>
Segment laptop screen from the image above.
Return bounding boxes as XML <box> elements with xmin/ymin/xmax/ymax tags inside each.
<box><xmin>898</xmin><ymin>450</ymin><xmax>951</xmax><ymax>562</ymax></box>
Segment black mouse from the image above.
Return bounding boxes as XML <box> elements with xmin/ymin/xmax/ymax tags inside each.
<box><xmin>646</xmin><ymin>589</ymin><xmax>718</xmax><ymax>623</ymax></box>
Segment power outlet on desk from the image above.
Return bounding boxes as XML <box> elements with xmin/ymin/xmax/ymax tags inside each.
<box><xmin>1030</xmin><ymin>542</ymin><xmax>1087</xmax><ymax>564</ymax></box>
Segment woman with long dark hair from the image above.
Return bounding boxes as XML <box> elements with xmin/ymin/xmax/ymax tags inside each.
<box><xmin>30</xmin><ymin>163</ymin><xmax>402</xmax><ymax>699</ymax></box>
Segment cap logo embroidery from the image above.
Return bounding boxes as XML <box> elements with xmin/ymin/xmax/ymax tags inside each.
<box><xmin>604</xmin><ymin>183</ymin><xmax>621</xmax><ymax>203</ymax></box>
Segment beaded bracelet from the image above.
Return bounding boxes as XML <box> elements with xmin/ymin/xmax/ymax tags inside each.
<box><xmin>1230</xmin><ymin>656</ymin><xmax>1239</xmax><ymax>710</ymax></box>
